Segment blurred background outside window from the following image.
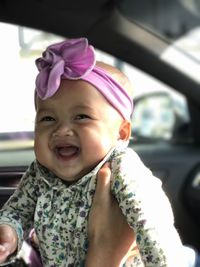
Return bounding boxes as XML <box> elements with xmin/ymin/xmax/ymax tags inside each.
<box><xmin>0</xmin><ymin>22</ymin><xmax>189</xmax><ymax>150</ymax></box>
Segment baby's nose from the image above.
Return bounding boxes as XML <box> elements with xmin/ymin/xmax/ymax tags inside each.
<box><xmin>52</xmin><ymin>123</ymin><xmax>74</xmax><ymax>137</ymax></box>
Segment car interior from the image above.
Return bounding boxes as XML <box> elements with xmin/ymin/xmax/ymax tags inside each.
<box><xmin>0</xmin><ymin>0</ymin><xmax>200</xmax><ymax>261</ymax></box>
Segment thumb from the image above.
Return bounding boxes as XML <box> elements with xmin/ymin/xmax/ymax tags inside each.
<box><xmin>95</xmin><ymin>162</ymin><xmax>111</xmax><ymax>203</ymax></box>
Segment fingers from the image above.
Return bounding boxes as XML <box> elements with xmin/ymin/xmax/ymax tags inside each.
<box><xmin>0</xmin><ymin>244</ymin><xmax>10</xmax><ymax>263</ymax></box>
<box><xmin>0</xmin><ymin>245</ymin><xmax>6</xmax><ymax>253</ymax></box>
<box><xmin>0</xmin><ymin>225</ymin><xmax>18</xmax><ymax>263</ymax></box>
<box><xmin>88</xmin><ymin>161</ymin><xmax>138</xmax><ymax>266</ymax></box>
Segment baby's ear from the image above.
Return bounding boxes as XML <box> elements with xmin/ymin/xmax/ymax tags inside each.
<box><xmin>118</xmin><ymin>120</ymin><xmax>131</xmax><ymax>141</ymax></box>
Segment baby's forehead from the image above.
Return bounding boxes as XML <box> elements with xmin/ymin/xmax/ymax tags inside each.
<box><xmin>35</xmin><ymin>82</ymin><xmax>123</xmax><ymax>120</ymax></box>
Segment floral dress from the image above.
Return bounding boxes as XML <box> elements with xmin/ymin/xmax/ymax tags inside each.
<box><xmin>0</xmin><ymin>143</ymin><xmax>187</xmax><ymax>267</ymax></box>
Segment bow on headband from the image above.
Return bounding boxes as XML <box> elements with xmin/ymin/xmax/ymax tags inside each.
<box><xmin>35</xmin><ymin>38</ymin><xmax>133</xmax><ymax>120</ymax></box>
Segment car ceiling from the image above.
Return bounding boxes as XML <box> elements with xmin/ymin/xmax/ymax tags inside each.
<box><xmin>0</xmin><ymin>0</ymin><xmax>200</xmax><ymax>104</ymax></box>
<box><xmin>0</xmin><ymin>0</ymin><xmax>169</xmax><ymax>70</ymax></box>
<box><xmin>0</xmin><ymin>0</ymin><xmax>114</xmax><ymax>37</ymax></box>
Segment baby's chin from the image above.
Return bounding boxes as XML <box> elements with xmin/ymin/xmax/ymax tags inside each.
<box><xmin>52</xmin><ymin>171</ymin><xmax>82</xmax><ymax>184</ymax></box>
<box><xmin>53</xmin><ymin>165</ymin><xmax>97</xmax><ymax>184</ymax></box>
<box><xmin>48</xmin><ymin>154</ymin><xmax>106</xmax><ymax>184</ymax></box>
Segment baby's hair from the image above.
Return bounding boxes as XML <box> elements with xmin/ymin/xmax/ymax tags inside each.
<box><xmin>96</xmin><ymin>61</ymin><xmax>134</xmax><ymax>101</ymax></box>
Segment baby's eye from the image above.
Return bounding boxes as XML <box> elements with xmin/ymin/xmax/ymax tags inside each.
<box><xmin>40</xmin><ymin>116</ymin><xmax>55</xmax><ymax>122</ymax></box>
<box><xmin>75</xmin><ymin>114</ymin><xmax>91</xmax><ymax>120</ymax></box>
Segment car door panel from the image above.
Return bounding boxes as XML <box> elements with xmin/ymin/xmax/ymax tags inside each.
<box><xmin>132</xmin><ymin>143</ymin><xmax>200</xmax><ymax>249</ymax></box>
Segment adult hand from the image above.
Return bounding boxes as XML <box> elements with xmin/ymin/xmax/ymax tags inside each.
<box><xmin>0</xmin><ymin>224</ymin><xmax>17</xmax><ymax>263</ymax></box>
<box><xmin>86</xmin><ymin>163</ymin><xmax>138</xmax><ymax>267</ymax></box>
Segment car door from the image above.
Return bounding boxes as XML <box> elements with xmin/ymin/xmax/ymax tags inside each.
<box><xmin>126</xmin><ymin>65</ymin><xmax>200</xmax><ymax>250</ymax></box>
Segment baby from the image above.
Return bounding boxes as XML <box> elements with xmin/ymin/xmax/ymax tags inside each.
<box><xmin>0</xmin><ymin>38</ymin><xmax>187</xmax><ymax>266</ymax></box>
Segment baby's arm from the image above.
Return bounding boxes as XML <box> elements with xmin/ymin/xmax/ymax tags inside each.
<box><xmin>111</xmin><ymin>147</ymin><xmax>187</xmax><ymax>266</ymax></box>
<box><xmin>0</xmin><ymin>224</ymin><xmax>17</xmax><ymax>263</ymax></box>
<box><xmin>0</xmin><ymin>161</ymin><xmax>38</xmax><ymax>263</ymax></box>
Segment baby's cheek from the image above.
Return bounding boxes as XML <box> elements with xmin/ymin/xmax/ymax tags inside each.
<box><xmin>100</xmin><ymin>134</ymin><xmax>118</xmax><ymax>150</ymax></box>
<box><xmin>34</xmin><ymin>139</ymin><xmax>46</xmax><ymax>162</ymax></box>
<box><xmin>90</xmin><ymin>139</ymin><xmax>112</xmax><ymax>158</ymax></box>
<box><xmin>34</xmin><ymin>144</ymin><xmax>42</xmax><ymax>165</ymax></box>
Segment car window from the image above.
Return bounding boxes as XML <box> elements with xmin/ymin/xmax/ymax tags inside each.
<box><xmin>0</xmin><ymin>23</ymin><xmax>64</xmax><ymax>151</ymax></box>
<box><xmin>123</xmin><ymin>64</ymin><xmax>190</xmax><ymax>143</ymax></box>
<box><xmin>0</xmin><ymin>22</ymin><xmax>190</xmax><ymax>152</ymax></box>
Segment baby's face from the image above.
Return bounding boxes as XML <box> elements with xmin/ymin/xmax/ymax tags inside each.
<box><xmin>34</xmin><ymin>79</ymin><xmax>126</xmax><ymax>182</ymax></box>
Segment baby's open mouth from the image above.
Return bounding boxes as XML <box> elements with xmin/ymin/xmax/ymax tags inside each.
<box><xmin>55</xmin><ymin>145</ymin><xmax>80</xmax><ymax>160</ymax></box>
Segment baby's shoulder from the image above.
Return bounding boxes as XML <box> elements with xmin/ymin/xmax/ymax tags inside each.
<box><xmin>110</xmin><ymin>146</ymin><xmax>145</xmax><ymax>171</ymax></box>
<box><xmin>110</xmin><ymin>146</ymin><xmax>160</xmax><ymax>190</ymax></box>
<box><xmin>21</xmin><ymin>160</ymin><xmax>47</xmax><ymax>187</ymax></box>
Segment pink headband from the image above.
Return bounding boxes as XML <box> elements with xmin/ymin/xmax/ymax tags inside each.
<box><xmin>35</xmin><ymin>38</ymin><xmax>133</xmax><ymax>120</ymax></box>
